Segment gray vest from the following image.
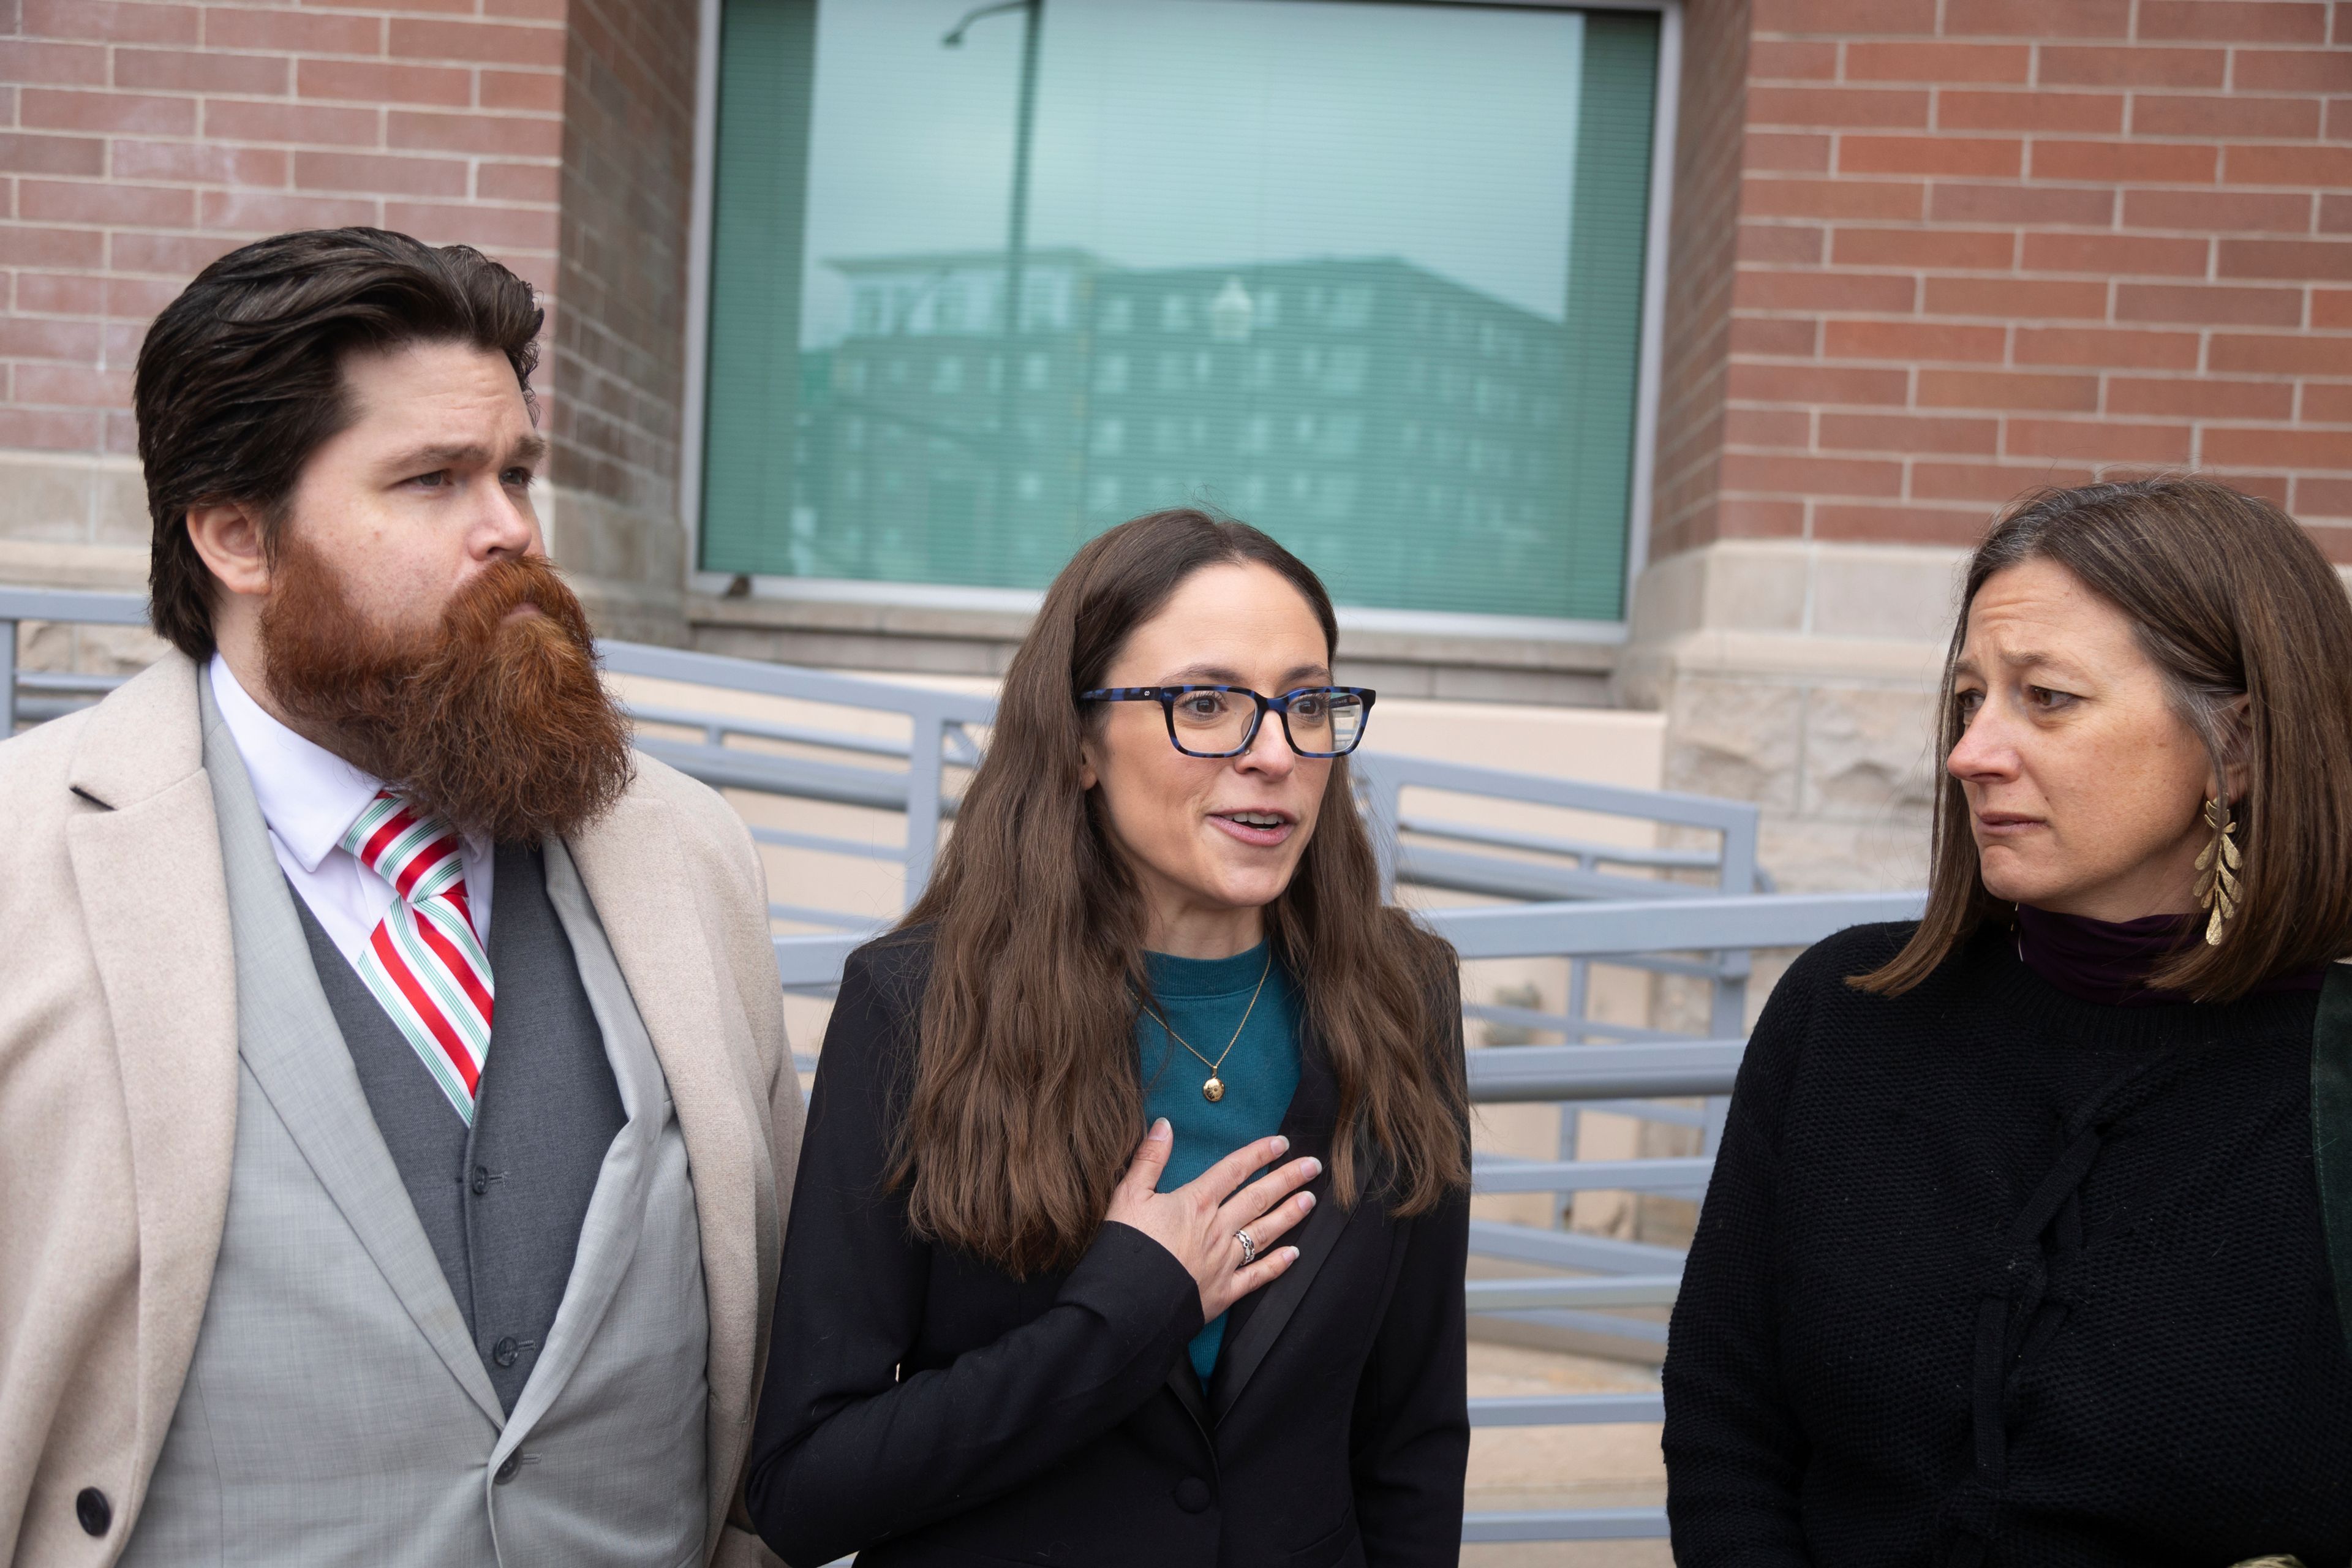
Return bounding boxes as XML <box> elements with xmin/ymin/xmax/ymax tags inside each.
<box><xmin>122</xmin><ymin>683</ymin><xmax>712</xmax><ymax>1568</ymax></box>
<box><xmin>295</xmin><ymin>842</ymin><xmax>627</xmax><ymax>1415</ymax></box>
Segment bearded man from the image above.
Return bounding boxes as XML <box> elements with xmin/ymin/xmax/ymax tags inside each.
<box><xmin>0</xmin><ymin>228</ymin><xmax>799</xmax><ymax>1567</ymax></box>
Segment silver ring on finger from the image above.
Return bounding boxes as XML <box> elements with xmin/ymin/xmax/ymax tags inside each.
<box><xmin>1234</xmin><ymin>1228</ymin><xmax>1257</xmax><ymax>1268</ymax></box>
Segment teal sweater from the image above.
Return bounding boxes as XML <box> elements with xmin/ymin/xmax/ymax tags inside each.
<box><xmin>1136</xmin><ymin>942</ymin><xmax>1303</xmax><ymax>1387</ymax></box>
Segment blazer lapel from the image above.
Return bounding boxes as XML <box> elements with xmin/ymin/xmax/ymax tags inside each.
<box><xmin>494</xmin><ymin>836</ymin><xmax>665</xmax><ymax>1452</ymax></box>
<box><xmin>63</xmin><ymin>655</ymin><xmax>244</xmax><ymax>1493</ymax></box>
<box><xmin>567</xmin><ymin>787</ymin><xmax>768</xmax><ymax>1528</ymax></box>
<box><xmin>1164</xmin><ymin>1355</ymin><xmax>1212</xmax><ymax>1439</ymax></box>
<box><xmin>1209</xmin><ymin>1030</ymin><xmax>1351</xmax><ymax>1424</ymax></box>
<box><xmin>196</xmin><ymin>679</ymin><xmax>503</xmax><ymax>1427</ymax></box>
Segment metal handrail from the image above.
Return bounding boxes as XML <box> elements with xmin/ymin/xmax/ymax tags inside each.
<box><xmin>2</xmin><ymin>594</ymin><xmax>1746</xmax><ymax>914</ymax></box>
<box><xmin>2</xmin><ymin>582</ymin><xmax>1931</xmax><ymax>1545</ymax></box>
<box><xmin>1400</xmin><ymin>813</ymin><xmax>1725</xmax><ymax>870</ymax></box>
<box><xmin>597</xmin><ymin>639</ymin><xmax>995</xmax><ymax>908</ymax></box>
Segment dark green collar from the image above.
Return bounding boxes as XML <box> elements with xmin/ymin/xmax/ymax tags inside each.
<box><xmin>1144</xmin><ymin>941</ymin><xmax>1276</xmax><ymax>1001</ymax></box>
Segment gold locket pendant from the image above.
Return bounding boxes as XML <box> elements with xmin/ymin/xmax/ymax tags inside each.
<box><xmin>1142</xmin><ymin>951</ymin><xmax>1272</xmax><ymax>1110</ymax></box>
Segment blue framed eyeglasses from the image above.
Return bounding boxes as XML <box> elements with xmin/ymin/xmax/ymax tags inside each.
<box><xmin>1079</xmin><ymin>685</ymin><xmax>1377</xmax><ymax>758</ymax></box>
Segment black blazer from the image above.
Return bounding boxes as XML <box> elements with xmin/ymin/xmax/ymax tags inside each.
<box><xmin>744</xmin><ymin>930</ymin><xmax>1470</xmax><ymax>1568</ymax></box>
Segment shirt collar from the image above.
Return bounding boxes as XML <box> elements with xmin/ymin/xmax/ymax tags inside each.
<box><xmin>207</xmin><ymin>654</ymin><xmax>389</xmax><ymax>875</ymax></box>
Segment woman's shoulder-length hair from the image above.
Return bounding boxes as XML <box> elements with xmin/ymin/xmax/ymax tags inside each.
<box><xmin>888</xmin><ymin>508</ymin><xmax>1469</xmax><ymax>1277</ymax></box>
<box><xmin>1855</xmin><ymin>475</ymin><xmax>2352</xmax><ymax>1001</ymax></box>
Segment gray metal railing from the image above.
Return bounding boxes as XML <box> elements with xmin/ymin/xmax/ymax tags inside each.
<box><xmin>595</xmin><ymin>640</ymin><xmax>997</xmax><ymax>915</ymax></box>
<box><xmin>0</xmin><ymin>586</ymin><xmax>156</xmax><ymax>731</ymax></box>
<box><xmin>4</xmin><ymin>585</ymin><xmax>1928</xmax><ymax>1544</ymax></box>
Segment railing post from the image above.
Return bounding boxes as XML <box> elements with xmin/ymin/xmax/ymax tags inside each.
<box><xmin>1700</xmin><ymin>966</ymin><xmax>1746</xmax><ymax>1161</ymax></box>
<box><xmin>902</xmin><ymin>711</ymin><xmax>945</xmax><ymax>908</ymax></box>
<box><xmin>1</xmin><ymin>614</ymin><xmax>15</xmax><ymax>736</ymax></box>
<box><xmin>1699</xmin><ymin>804</ymin><xmax>1763</xmax><ymax>1158</ymax></box>
<box><xmin>1354</xmin><ymin>755</ymin><xmax>1401</xmax><ymax>899</ymax></box>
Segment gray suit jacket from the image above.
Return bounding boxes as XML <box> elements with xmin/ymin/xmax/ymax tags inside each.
<box><xmin>0</xmin><ymin>653</ymin><xmax>802</xmax><ymax>1567</ymax></box>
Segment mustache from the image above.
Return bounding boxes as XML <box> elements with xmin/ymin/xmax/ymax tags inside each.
<box><xmin>435</xmin><ymin>556</ymin><xmax>582</xmax><ymax>650</ymax></box>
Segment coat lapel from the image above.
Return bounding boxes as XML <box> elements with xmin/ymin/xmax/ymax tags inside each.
<box><xmin>567</xmin><ymin>785</ymin><xmax>770</xmax><ymax>1536</ymax></box>
<box><xmin>195</xmin><ymin>676</ymin><xmax>504</xmax><ymax>1427</ymax></box>
<box><xmin>62</xmin><ymin>655</ymin><xmax>244</xmax><ymax>1496</ymax></box>
<box><xmin>1208</xmin><ymin>1028</ymin><xmax>1352</xmax><ymax>1424</ymax></box>
<box><xmin>1164</xmin><ymin>1355</ymin><xmax>1212</xmax><ymax>1438</ymax></box>
<box><xmin>494</xmin><ymin>836</ymin><xmax>665</xmax><ymax>1452</ymax></box>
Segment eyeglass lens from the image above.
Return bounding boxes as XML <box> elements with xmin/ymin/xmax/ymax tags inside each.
<box><xmin>1169</xmin><ymin>688</ymin><xmax>1366</xmax><ymax>756</ymax></box>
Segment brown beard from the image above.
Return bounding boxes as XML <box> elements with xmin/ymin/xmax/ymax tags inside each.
<box><xmin>260</xmin><ymin>539</ymin><xmax>635</xmax><ymax>843</ymax></box>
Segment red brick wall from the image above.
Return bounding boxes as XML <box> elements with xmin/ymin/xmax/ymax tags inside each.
<box><xmin>1655</xmin><ymin>0</ymin><xmax>1755</xmax><ymax>565</ymax></box>
<box><xmin>1667</xmin><ymin>0</ymin><xmax>2352</xmax><ymax>560</ymax></box>
<box><xmin>0</xmin><ymin>0</ymin><xmax>568</xmax><ymax>465</ymax></box>
<box><xmin>548</xmin><ymin>0</ymin><xmax>694</xmax><ymax>527</ymax></box>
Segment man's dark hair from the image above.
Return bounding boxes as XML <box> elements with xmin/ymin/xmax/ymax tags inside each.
<box><xmin>135</xmin><ymin>227</ymin><xmax>545</xmax><ymax>660</ymax></box>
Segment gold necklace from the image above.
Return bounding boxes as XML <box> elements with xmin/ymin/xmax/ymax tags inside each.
<box><xmin>1141</xmin><ymin>948</ymin><xmax>1274</xmax><ymax>1102</ymax></box>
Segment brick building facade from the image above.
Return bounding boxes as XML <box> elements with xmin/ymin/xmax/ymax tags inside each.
<box><xmin>4</xmin><ymin>0</ymin><xmax>2351</xmax><ymax>891</ymax></box>
<box><xmin>0</xmin><ymin>0</ymin><xmax>693</xmax><ymax>641</ymax></box>
<box><xmin>1635</xmin><ymin>0</ymin><xmax>2352</xmax><ymax>886</ymax></box>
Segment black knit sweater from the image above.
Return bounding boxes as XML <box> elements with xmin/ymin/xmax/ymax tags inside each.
<box><xmin>1662</xmin><ymin>922</ymin><xmax>2352</xmax><ymax>1568</ymax></box>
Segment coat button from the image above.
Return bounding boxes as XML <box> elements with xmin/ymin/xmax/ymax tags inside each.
<box><xmin>492</xmin><ymin>1336</ymin><xmax>519</xmax><ymax>1367</ymax></box>
<box><xmin>75</xmin><ymin>1488</ymin><xmax>111</xmax><ymax>1536</ymax></box>
<box><xmin>1172</xmin><ymin>1476</ymin><xmax>1212</xmax><ymax>1513</ymax></box>
<box><xmin>494</xmin><ymin>1453</ymin><xmax>521</xmax><ymax>1485</ymax></box>
<box><xmin>470</xmin><ymin>1167</ymin><xmax>489</xmax><ymax>1196</ymax></box>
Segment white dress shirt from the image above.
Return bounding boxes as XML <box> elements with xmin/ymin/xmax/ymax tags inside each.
<box><xmin>208</xmin><ymin>655</ymin><xmax>495</xmax><ymax>969</ymax></box>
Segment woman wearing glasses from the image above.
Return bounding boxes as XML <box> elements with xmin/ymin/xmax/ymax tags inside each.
<box><xmin>745</xmin><ymin>510</ymin><xmax>1471</xmax><ymax>1568</ymax></box>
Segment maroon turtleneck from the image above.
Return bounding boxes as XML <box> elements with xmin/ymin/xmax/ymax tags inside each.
<box><xmin>2014</xmin><ymin>902</ymin><xmax>2325</xmax><ymax>1006</ymax></box>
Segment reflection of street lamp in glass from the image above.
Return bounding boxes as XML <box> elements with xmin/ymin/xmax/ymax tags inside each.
<box><xmin>943</xmin><ymin>1</ymin><xmax>1042</xmax><ymax>494</ymax></box>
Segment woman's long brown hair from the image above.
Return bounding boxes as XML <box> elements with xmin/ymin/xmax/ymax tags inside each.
<box><xmin>890</xmin><ymin>510</ymin><xmax>1469</xmax><ymax>1276</ymax></box>
<box><xmin>1855</xmin><ymin>477</ymin><xmax>2352</xmax><ymax>1001</ymax></box>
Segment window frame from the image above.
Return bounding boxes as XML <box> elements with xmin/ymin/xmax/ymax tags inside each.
<box><xmin>679</xmin><ymin>0</ymin><xmax>1681</xmax><ymax>640</ymax></box>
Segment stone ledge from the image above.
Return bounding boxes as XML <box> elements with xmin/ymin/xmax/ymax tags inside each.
<box><xmin>0</xmin><ymin>538</ymin><xmax>149</xmax><ymax>592</ymax></box>
<box><xmin>1629</xmin><ymin>537</ymin><xmax>1970</xmax><ymax>646</ymax></box>
<box><xmin>687</xmin><ymin>588</ymin><xmax>1035</xmax><ymax>644</ymax></box>
<box><xmin>688</xmin><ymin>584</ymin><xmax>1624</xmax><ymax>702</ymax></box>
<box><xmin>1620</xmin><ymin>628</ymin><xmax>1947</xmax><ymax>693</ymax></box>
<box><xmin>0</xmin><ymin>450</ymin><xmax>149</xmax><ymax>551</ymax></box>
<box><xmin>1338</xmin><ymin>616</ymin><xmax>1619</xmax><ymax>676</ymax></box>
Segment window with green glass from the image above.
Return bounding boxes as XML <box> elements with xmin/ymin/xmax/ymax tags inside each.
<box><xmin>700</xmin><ymin>0</ymin><xmax>1659</xmax><ymax>622</ymax></box>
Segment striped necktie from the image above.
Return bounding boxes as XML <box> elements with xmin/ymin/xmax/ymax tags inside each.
<box><xmin>339</xmin><ymin>791</ymin><xmax>496</xmax><ymax>1124</ymax></box>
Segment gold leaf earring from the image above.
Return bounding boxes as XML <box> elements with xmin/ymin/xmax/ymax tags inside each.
<box><xmin>2194</xmin><ymin>796</ymin><xmax>2241</xmax><ymax>946</ymax></box>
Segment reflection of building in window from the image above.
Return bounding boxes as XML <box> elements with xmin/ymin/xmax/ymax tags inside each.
<box><xmin>1021</xmin><ymin>272</ymin><xmax>1069</xmax><ymax>331</ymax></box>
<box><xmin>1208</xmin><ymin>277</ymin><xmax>1254</xmax><ymax>341</ymax></box>
<box><xmin>797</xmin><ymin>250</ymin><xmax>1572</xmax><ymax>607</ymax></box>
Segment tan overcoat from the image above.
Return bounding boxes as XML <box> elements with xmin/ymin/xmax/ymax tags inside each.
<box><xmin>0</xmin><ymin>653</ymin><xmax>801</xmax><ymax>1566</ymax></box>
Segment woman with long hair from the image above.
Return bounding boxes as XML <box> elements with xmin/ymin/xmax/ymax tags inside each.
<box><xmin>1663</xmin><ymin>477</ymin><xmax>2352</xmax><ymax>1566</ymax></box>
<box><xmin>745</xmin><ymin>511</ymin><xmax>1472</xmax><ymax>1568</ymax></box>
